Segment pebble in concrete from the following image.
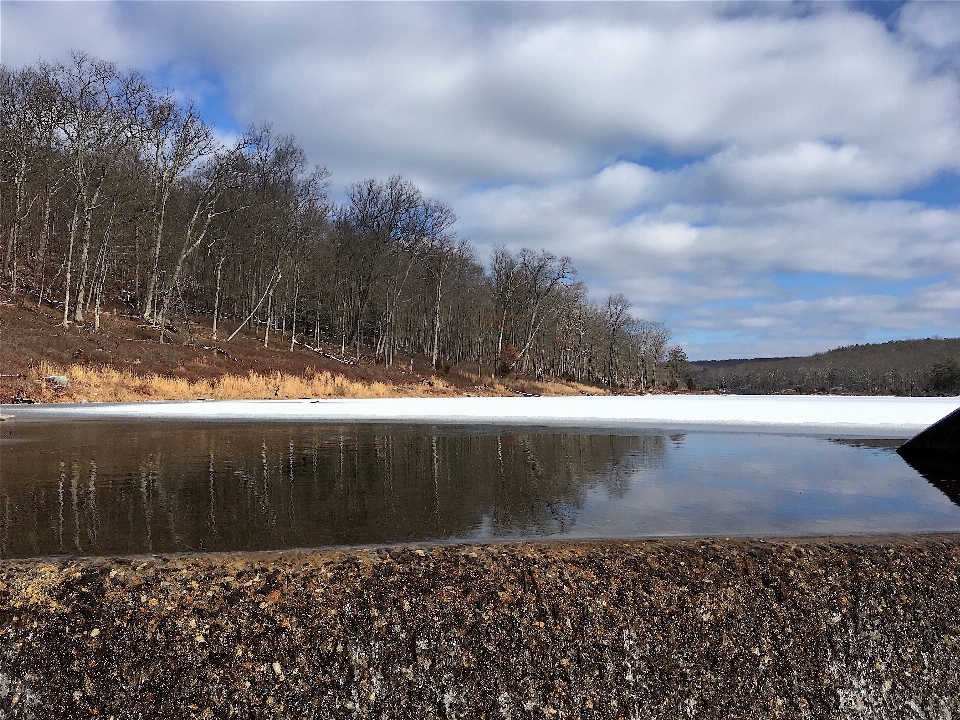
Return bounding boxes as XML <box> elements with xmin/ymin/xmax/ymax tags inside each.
<box><xmin>0</xmin><ymin>536</ymin><xmax>957</xmax><ymax>718</ymax></box>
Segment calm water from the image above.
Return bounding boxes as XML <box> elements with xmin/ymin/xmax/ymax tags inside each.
<box><xmin>0</xmin><ymin>421</ymin><xmax>958</xmax><ymax>558</ymax></box>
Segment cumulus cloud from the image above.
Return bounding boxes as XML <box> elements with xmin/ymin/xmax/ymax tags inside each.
<box><xmin>246</xmin><ymin>5</ymin><xmax>960</xmax><ymax>197</ymax></box>
<box><xmin>458</xmin><ymin>171</ymin><xmax>960</xmax><ymax>358</ymax></box>
<box><xmin>899</xmin><ymin>1</ymin><xmax>960</xmax><ymax>55</ymax></box>
<box><xmin>3</xmin><ymin>1</ymin><xmax>960</xmax><ymax>358</ymax></box>
<box><xmin>461</xmin><ymin>177</ymin><xmax>960</xmax><ymax>280</ymax></box>
<box><xmin>9</xmin><ymin>2</ymin><xmax>956</xmax><ymax>192</ymax></box>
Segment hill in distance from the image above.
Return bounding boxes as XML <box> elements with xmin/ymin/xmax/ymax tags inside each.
<box><xmin>689</xmin><ymin>338</ymin><xmax>960</xmax><ymax>396</ymax></box>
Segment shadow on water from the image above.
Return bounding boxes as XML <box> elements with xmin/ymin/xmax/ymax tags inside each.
<box><xmin>829</xmin><ymin>437</ymin><xmax>960</xmax><ymax>509</ymax></box>
<box><xmin>893</xmin><ymin>405</ymin><xmax>960</xmax><ymax>508</ymax></box>
<box><xmin>897</xmin><ymin>456</ymin><xmax>960</xmax><ymax>507</ymax></box>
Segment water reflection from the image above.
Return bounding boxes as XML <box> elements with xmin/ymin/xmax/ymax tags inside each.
<box><xmin>0</xmin><ymin>423</ymin><xmax>664</xmax><ymax>558</ymax></box>
<box><xmin>0</xmin><ymin>423</ymin><xmax>958</xmax><ymax>559</ymax></box>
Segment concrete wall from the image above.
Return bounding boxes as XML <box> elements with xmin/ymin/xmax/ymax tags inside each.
<box><xmin>0</xmin><ymin>536</ymin><xmax>957</xmax><ymax>718</ymax></box>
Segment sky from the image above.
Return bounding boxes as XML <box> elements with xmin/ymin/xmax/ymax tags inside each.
<box><xmin>2</xmin><ymin>1</ymin><xmax>960</xmax><ymax>360</ymax></box>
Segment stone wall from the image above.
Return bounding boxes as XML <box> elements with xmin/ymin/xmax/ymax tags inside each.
<box><xmin>0</xmin><ymin>536</ymin><xmax>957</xmax><ymax>718</ymax></box>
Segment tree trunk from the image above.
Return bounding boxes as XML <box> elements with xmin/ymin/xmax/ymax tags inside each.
<box><xmin>289</xmin><ymin>266</ymin><xmax>300</xmax><ymax>352</ymax></box>
<box><xmin>38</xmin><ymin>187</ymin><xmax>54</xmax><ymax>304</ymax></box>
<box><xmin>73</xmin><ymin>178</ymin><xmax>104</xmax><ymax>323</ymax></box>
<box><xmin>431</xmin><ymin>275</ymin><xmax>443</xmax><ymax>369</ymax></box>
<box><xmin>340</xmin><ymin>297</ymin><xmax>348</xmax><ymax>356</ymax></box>
<box><xmin>495</xmin><ymin>310</ymin><xmax>509</xmax><ymax>378</ymax></box>
<box><xmin>62</xmin><ymin>200</ymin><xmax>81</xmax><ymax>327</ymax></box>
<box><xmin>226</xmin><ymin>267</ymin><xmax>280</xmax><ymax>343</ymax></box>
<box><xmin>85</xmin><ymin>208</ymin><xmax>114</xmax><ymax>312</ymax></box>
<box><xmin>478</xmin><ymin>310</ymin><xmax>483</xmax><ymax>380</ymax></box>
<box><xmin>93</xmin><ymin>246</ymin><xmax>109</xmax><ymax>333</ymax></box>
<box><xmin>263</xmin><ymin>286</ymin><xmax>274</xmax><ymax>348</ymax></box>
<box><xmin>156</xmin><ymin>181</ymin><xmax>223</xmax><ymax>335</ymax></box>
<box><xmin>5</xmin><ymin>156</ymin><xmax>27</xmax><ymax>287</ymax></box>
<box><xmin>212</xmin><ymin>256</ymin><xmax>225</xmax><ymax>340</ymax></box>
<box><xmin>142</xmin><ymin>183</ymin><xmax>172</xmax><ymax>322</ymax></box>
<box><xmin>6</xmin><ymin>159</ymin><xmax>27</xmax><ymax>297</ymax></box>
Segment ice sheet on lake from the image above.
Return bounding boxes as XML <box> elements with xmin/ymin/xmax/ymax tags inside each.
<box><xmin>6</xmin><ymin>395</ymin><xmax>960</xmax><ymax>437</ymax></box>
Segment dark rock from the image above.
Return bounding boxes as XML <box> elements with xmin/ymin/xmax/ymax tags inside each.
<box><xmin>898</xmin><ymin>407</ymin><xmax>960</xmax><ymax>503</ymax></box>
<box><xmin>899</xmin><ymin>405</ymin><xmax>960</xmax><ymax>460</ymax></box>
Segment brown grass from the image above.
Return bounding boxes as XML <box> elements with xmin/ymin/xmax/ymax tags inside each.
<box><xmin>21</xmin><ymin>362</ymin><xmax>611</xmax><ymax>403</ymax></box>
<box><xmin>0</xmin><ymin>292</ymin><xmax>613</xmax><ymax>403</ymax></box>
<box><xmin>29</xmin><ymin>362</ymin><xmax>482</xmax><ymax>403</ymax></box>
<box><xmin>503</xmin><ymin>377</ymin><xmax>610</xmax><ymax>397</ymax></box>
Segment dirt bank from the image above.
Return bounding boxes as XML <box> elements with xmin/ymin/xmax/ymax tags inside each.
<box><xmin>0</xmin><ymin>296</ymin><xmax>606</xmax><ymax>404</ymax></box>
<box><xmin>1</xmin><ymin>536</ymin><xmax>958</xmax><ymax>718</ymax></box>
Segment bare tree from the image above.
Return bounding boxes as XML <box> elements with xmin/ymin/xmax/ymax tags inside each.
<box><xmin>491</xmin><ymin>245</ymin><xmax>523</xmax><ymax>373</ymax></box>
<box><xmin>665</xmin><ymin>345</ymin><xmax>689</xmax><ymax>389</ymax></box>
<box><xmin>513</xmin><ymin>249</ymin><xmax>576</xmax><ymax>371</ymax></box>
<box><xmin>1</xmin><ymin>53</ymin><xmax>689</xmax><ymax>392</ymax></box>
<box><xmin>54</xmin><ymin>52</ymin><xmax>127</xmax><ymax>325</ymax></box>
<box><xmin>224</xmin><ymin>127</ymin><xmax>327</xmax><ymax>345</ymax></box>
<box><xmin>131</xmin><ymin>83</ymin><xmax>216</xmax><ymax>322</ymax></box>
<box><xmin>417</xmin><ymin>201</ymin><xmax>460</xmax><ymax>369</ymax></box>
<box><xmin>0</xmin><ymin>64</ymin><xmax>62</xmax><ymax>298</ymax></box>
<box><xmin>155</xmin><ymin>141</ymin><xmax>247</xmax><ymax>338</ymax></box>
<box><xmin>630</xmin><ymin>319</ymin><xmax>671</xmax><ymax>390</ymax></box>
<box><xmin>604</xmin><ymin>293</ymin><xmax>632</xmax><ymax>386</ymax></box>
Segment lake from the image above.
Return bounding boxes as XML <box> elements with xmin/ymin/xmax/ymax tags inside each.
<box><xmin>1</xmin><ymin>420</ymin><xmax>958</xmax><ymax>558</ymax></box>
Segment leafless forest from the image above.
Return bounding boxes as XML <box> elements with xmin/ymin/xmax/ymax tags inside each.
<box><xmin>1</xmin><ymin>53</ymin><xmax>689</xmax><ymax>390</ymax></box>
<box><xmin>690</xmin><ymin>338</ymin><xmax>960</xmax><ymax>396</ymax></box>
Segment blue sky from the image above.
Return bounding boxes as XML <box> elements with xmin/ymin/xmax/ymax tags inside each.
<box><xmin>2</xmin><ymin>0</ymin><xmax>959</xmax><ymax>360</ymax></box>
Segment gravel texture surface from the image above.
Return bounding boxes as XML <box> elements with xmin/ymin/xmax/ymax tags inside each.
<box><xmin>0</xmin><ymin>535</ymin><xmax>958</xmax><ymax>719</ymax></box>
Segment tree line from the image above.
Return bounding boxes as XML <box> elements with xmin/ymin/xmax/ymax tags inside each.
<box><xmin>0</xmin><ymin>52</ymin><xmax>688</xmax><ymax>389</ymax></box>
<box><xmin>688</xmin><ymin>338</ymin><xmax>960</xmax><ymax>396</ymax></box>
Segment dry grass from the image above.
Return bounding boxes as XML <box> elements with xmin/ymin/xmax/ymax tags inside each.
<box><xmin>505</xmin><ymin>378</ymin><xmax>611</xmax><ymax>397</ymax></box>
<box><xmin>29</xmin><ymin>362</ymin><xmax>473</xmax><ymax>403</ymax></box>
<box><xmin>21</xmin><ymin>362</ymin><xmax>607</xmax><ymax>403</ymax></box>
<box><xmin>2</xmin><ymin>293</ymin><xmax>614</xmax><ymax>404</ymax></box>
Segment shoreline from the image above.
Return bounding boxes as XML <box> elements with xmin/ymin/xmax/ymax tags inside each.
<box><xmin>1</xmin><ymin>534</ymin><xmax>958</xmax><ymax>717</ymax></box>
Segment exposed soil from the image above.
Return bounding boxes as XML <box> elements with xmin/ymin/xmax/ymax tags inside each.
<box><xmin>0</xmin><ymin>293</ymin><xmax>604</xmax><ymax>404</ymax></box>
<box><xmin>0</xmin><ymin>535</ymin><xmax>957</xmax><ymax>718</ymax></box>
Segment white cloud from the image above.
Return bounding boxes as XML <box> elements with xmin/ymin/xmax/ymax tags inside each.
<box><xmin>458</xmin><ymin>170</ymin><xmax>960</xmax><ymax>355</ymax></box>
<box><xmin>274</xmin><ymin>6</ymin><xmax>960</xmax><ymax>196</ymax></box>
<box><xmin>1</xmin><ymin>2</ymin><xmax>131</xmax><ymax>66</ymax></box>
<box><xmin>899</xmin><ymin>1</ymin><xmax>960</xmax><ymax>53</ymax></box>
<box><xmin>460</xmin><ymin>175</ymin><xmax>960</xmax><ymax>280</ymax></box>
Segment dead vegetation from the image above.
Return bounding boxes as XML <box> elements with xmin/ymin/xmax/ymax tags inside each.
<box><xmin>23</xmin><ymin>362</ymin><xmax>608</xmax><ymax>403</ymax></box>
<box><xmin>0</xmin><ymin>294</ymin><xmax>609</xmax><ymax>403</ymax></box>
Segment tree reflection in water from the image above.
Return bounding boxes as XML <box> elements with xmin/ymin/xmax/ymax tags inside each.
<box><xmin>0</xmin><ymin>423</ymin><xmax>665</xmax><ymax>558</ymax></box>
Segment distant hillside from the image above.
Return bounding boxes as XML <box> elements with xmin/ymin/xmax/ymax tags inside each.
<box><xmin>688</xmin><ymin>338</ymin><xmax>960</xmax><ymax>396</ymax></box>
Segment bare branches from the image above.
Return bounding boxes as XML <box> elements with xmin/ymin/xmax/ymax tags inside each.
<box><xmin>493</xmin><ymin>246</ymin><xmax>576</xmax><ymax>373</ymax></box>
<box><xmin>137</xmin><ymin>84</ymin><xmax>217</xmax><ymax>321</ymax></box>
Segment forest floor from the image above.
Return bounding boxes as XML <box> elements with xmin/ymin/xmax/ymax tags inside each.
<box><xmin>0</xmin><ymin>291</ymin><xmax>609</xmax><ymax>404</ymax></box>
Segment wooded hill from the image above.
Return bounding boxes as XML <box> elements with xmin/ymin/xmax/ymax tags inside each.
<box><xmin>0</xmin><ymin>53</ymin><xmax>687</xmax><ymax>393</ymax></box>
<box><xmin>688</xmin><ymin>338</ymin><xmax>960</xmax><ymax>396</ymax></box>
